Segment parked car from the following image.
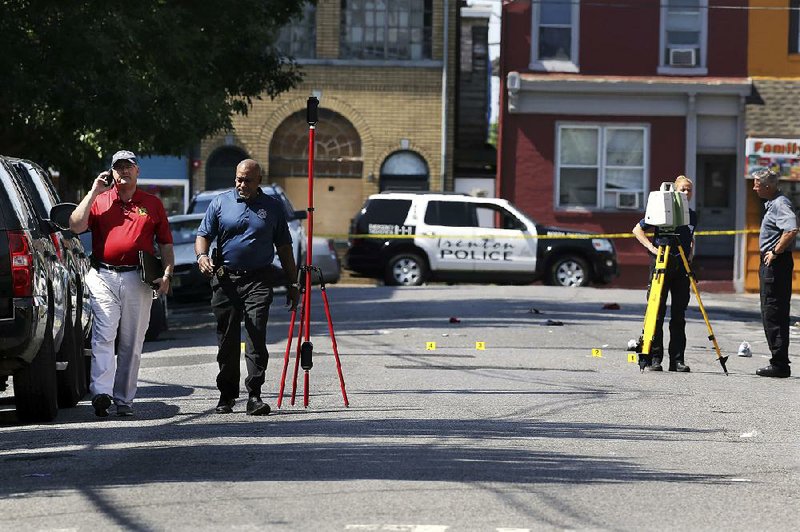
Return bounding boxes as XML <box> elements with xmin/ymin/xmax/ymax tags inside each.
<box><xmin>168</xmin><ymin>213</ymin><xmax>214</xmax><ymax>300</ymax></box>
<box><xmin>310</xmin><ymin>237</ymin><xmax>341</xmax><ymax>285</ymax></box>
<box><xmin>167</xmin><ymin>214</ymin><xmax>337</xmax><ymax>298</ymax></box>
<box><xmin>7</xmin><ymin>158</ymin><xmax>91</xmax><ymax>407</ymax></box>
<box><xmin>187</xmin><ymin>184</ymin><xmax>308</xmax><ymax>271</ymax></box>
<box><xmin>77</xmin><ymin>232</ymin><xmax>168</xmax><ymax>341</ymax></box>
<box><xmin>345</xmin><ymin>192</ymin><xmax>619</xmax><ymax>287</ymax></box>
<box><xmin>0</xmin><ymin>156</ymin><xmax>71</xmax><ymax>422</ymax></box>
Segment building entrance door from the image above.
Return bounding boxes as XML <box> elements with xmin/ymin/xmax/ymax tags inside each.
<box><xmin>696</xmin><ymin>154</ymin><xmax>736</xmax><ymax>257</ymax></box>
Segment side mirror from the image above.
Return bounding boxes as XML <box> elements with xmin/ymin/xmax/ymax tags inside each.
<box><xmin>50</xmin><ymin>202</ymin><xmax>77</xmax><ymax>231</ymax></box>
<box><xmin>294</xmin><ymin>210</ymin><xmax>308</xmax><ymax>220</ymax></box>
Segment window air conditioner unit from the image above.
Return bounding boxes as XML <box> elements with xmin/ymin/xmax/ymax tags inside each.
<box><xmin>669</xmin><ymin>48</ymin><xmax>696</xmax><ymax>67</ymax></box>
<box><xmin>616</xmin><ymin>191</ymin><xmax>640</xmax><ymax>210</ymax></box>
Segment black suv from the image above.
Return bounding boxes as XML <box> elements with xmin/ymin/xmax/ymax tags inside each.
<box><xmin>346</xmin><ymin>192</ymin><xmax>619</xmax><ymax>287</ymax></box>
<box><xmin>8</xmin><ymin>158</ymin><xmax>91</xmax><ymax>407</ymax></box>
<box><xmin>0</xmin><ymin>156</ymin><xmax>77</xmax><ymax>422</ymax></box>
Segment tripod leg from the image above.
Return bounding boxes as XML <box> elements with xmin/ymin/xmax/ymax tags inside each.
<box><xmin>640</xmin><ymin>246</ymin><xmax>669</xmax><ymax>370</ymax></box>
<box><xmin>321</xmin><ymin>287</ymin><xmax>349</xmax><ymax>407</ymax></box>
<box><xmin>302</xmin><ymin>268</ymin><xmax>313</xmax><ymax>408</ymax></box>
<box><xmin>277</xmin><ymin>308</ymin><xmax>298</xmax><ymax>409</ymax></box>
<box><xmin>291</xmin><ymin>295</ymin><xmax>307</xmax><ymax>406</ymax></box>
<box><xmin>676</xmin><ymin>246</ymin><xmax>728</xmax><ymax>374</ymax></box>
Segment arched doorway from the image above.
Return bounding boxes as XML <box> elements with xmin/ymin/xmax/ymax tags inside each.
<box><xmin>380</xmin><ymin>150</ymin><xmax>429</xmax><ymax>191</ymax></box>
<box><xmin>269</xmin><ymin>108</ymin><xmax>363</xmax><ymax>178</ymax></box>
<box><xmin>205</xmin><ymin>146</ymin><xmax>249</xmax><ymax>190</ymax></box>
<box><xmin>269</xmin><ymin>108</ymin><xmax>363</xmax><ymax>236</ymax></box>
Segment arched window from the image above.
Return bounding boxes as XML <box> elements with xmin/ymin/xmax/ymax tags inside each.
<box><xmin>205</xmin><ymin>146</ymin><xmax>249</xmax><ymax>190</ymax></box>
<box><xmin>380</xmin><ymin>150</ymin><xmax>429</xmax><ymax>191</ymax></box>
<box><xmin>269</xmin><ymin>108</ymin><xmax>363</xmax><ymax>178</ymax></box>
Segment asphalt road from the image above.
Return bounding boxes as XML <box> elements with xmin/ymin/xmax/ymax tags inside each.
<box><xmin>0</xmin><ymin>284</ymin><xmax>798</xmax><ymax>531</ymax></box>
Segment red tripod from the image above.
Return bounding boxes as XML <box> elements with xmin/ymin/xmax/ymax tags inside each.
<box><xmin>277</xmin><ymin>96</ymin><xmax>349</xmax><ymax>408</ymax></box>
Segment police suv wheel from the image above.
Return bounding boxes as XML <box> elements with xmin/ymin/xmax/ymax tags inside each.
<box><xmin>386</xmin><ymin>253</ymin><xmax>427</xmax><ymax>286</ymax></box>
<box><xmin>549</xmin><ymin>255</ymin><xmax>590</xmax><ymax>287</ymax></box>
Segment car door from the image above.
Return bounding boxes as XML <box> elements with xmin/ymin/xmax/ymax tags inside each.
<box><xmin>472</xmin><ymin>200</ymin><xmax>538</xmax><ymax>273</ymax></box>
<box><xmin>416</xmin><ymin>199</ymin><xmax>480</xmax><ymax>272</ymax></box>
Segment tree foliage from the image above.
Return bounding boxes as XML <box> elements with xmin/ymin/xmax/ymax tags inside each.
<box><xmin>0</xmin><ymin>0</ymin><xmax>308</xmax><ymax>191</ymax></box>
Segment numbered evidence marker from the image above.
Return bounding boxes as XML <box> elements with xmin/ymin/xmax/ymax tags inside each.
<box><xmin>591</xmin><ymin>348</ymin><xmax>603</xmax><ymax>358</ymax></box>
<box><xmin>475</xmin><ymin>341</ymin><xmax>486</xmax><ymax>350</ymax></box>
<box><xmin>426</xmin><ymin>342</ymin><xmax>436</xmax><ymax>351</ymax></box>
<box><xmin>628</xmin><ymin>353</ymin><xmax>638</xmax><ymax>363</ymax></box>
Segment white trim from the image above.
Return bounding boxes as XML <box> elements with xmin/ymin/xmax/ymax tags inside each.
<box><xmin>659</xmin><ymin>0</ymin><xmax>708</xmax><ymax>74</ymax></box>
<box><xmin>529</xmin><ymin>0</ymin><xmax>580</xmax><ymax>73</ymax></box>
<box><xmin>554</xmin><ymin>122</ymin><xmax>649</xmax><ymax>212</ymax></box>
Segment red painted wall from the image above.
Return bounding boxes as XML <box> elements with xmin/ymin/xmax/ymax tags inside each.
<box><xmin>501</xmin><ymin>0</ymin><xmax>532</xmax><ymax>74</ymax></box>
<box><xmin>581</xmin><ymin>0</ymin><xmax>660</xmax><ymax>75</ymax></box>
<box><xmin>500</xmin><ymin>114</ymin><xmax>686</xmax><ymax>266</ymax></box>
<box><xmin>500</xmin><ymin>0</ymin><xmax>747</xmax><ymax>77</ymax></box>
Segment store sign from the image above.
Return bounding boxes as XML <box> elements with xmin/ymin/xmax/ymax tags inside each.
<box><xmin>746</xmin><ymin>137</ymin><xmax>800</xmax><ymax>180</ymax></box>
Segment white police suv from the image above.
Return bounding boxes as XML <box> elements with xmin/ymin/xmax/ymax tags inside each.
<box><xmin>345</xmin><ymin>192</ymin><xmax>618</xmax><ymax>287</ymax></box>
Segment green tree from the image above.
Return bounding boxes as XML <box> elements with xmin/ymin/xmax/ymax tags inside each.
<box><xmin>0</xmin><ymin>0</ymin><xmax>308</xmax><ymax>193</ymax></box>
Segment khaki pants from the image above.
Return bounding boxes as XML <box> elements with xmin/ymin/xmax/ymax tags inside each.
<box><xmin>85</xmin><ymin>268</ymin><xmax>153</xmax><ymax>406</ymax></box>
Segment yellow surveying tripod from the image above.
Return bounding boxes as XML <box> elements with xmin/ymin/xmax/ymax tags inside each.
<box><xmin>636</xmin><ymin>236</ymin><xmax>728</xmax><ymax>374</ymax></box>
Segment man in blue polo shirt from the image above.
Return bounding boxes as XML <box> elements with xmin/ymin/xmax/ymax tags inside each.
<box><xmin>752</xmin><ymin>168</ymin><xmax>798</xmax><ymax>378</ymax></box>
<box><xmin>195</xmin><ymin>159</ymin><xmax>299</xmax><ymax>414</ymax></box>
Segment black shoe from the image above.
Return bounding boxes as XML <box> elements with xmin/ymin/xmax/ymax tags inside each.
<box><xmin>246</xmin><ymin>396</ymin><xmax>271</xmax><ymax>416</ymax></box>
<box><xmin>92</xmin><ymin>394</ymin><xmax>112</xmax><ymax>418</ymax></box>
<box><xmin>756</xmin><ymin>365</ymin><xmax>791</xmax><ymax>378</ymax></box>
<box><xmin>647</xmin><ymin>362</ymin><xmax>663</xmax><ymax>372</ymax></box>
<box><xmin>215</xmin><ymin>397</ymin><xmax>236</xmax><ymax>414</ymax></box>
<box><xmin>116</xmin><ymin>404</ymin><xmax>134</xmax><ymax>417</ymax></box>
<box><xmin>669</xmin><ymin>362</ymin><xmax>691</xmax><ymax>373</ymax></box>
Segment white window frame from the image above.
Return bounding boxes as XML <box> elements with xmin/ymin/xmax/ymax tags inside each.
<box><xmin>555</xmin><ymin>123</ymin><xmax>650</xmax><ymax>212</ymax></box>
<box><xmin>658</xmin><ymin>0</ymin><xmax>708</xmax><ymax>75</ymax></box>
<box><xmin>529</xmin><ymin>0</ymin><xmax>580</xmax><ymax>73</ymax></box>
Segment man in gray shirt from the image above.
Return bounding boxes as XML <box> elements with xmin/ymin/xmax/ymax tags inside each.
<box><xmin>752</xmin><ymin>168</ymin><xmax>798</xmax><ymax>378</ymax></box>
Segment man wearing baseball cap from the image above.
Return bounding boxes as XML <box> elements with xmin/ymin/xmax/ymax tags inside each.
<box><xmin>70</xmin><ymin>150</ymin><xmax>175</xmax><ymax>417</ymax></box>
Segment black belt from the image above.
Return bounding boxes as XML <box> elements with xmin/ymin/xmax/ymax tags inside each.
<box><xmin>95</xmin><ymin>262</ymin><xmax>139</xmax><ymax>272</ymax></box>
<box><xmin>224</xmin><ymin>266</ymin><xmax>271</xmax><ymax>277</ymax></box>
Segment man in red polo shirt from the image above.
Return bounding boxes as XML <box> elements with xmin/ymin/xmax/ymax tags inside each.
<box><xmin>70</xmin><ymin>150</ymin><xmax>174</xmax><ymax>417</ymax></box>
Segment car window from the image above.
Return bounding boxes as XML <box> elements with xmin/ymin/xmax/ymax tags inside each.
<box><xmin>475</xmin><ymin>205</ymin><xmax>526</xmax><ymax>231</ymax></box>
<box><xmin>169</xmin><ymin>219</ymin><xmax>202</xmax><ymax>245</ymax></box>
<box><xmin>11</xmin><ymin>162</ymin><xmax>50</xmax><ymax>220</ymax></box>
<box><xmin>424</xmin><ymin>201</ymin><xmax>476</xmax><ymax>227</ymax></box>
<box><xmin>188</xmin><ymin>197</ymin><xmax>213</xmax><ymax>214</ymax></box>
<box><xmin>2</xmin><ymin>163</ymin><xmax>41</xmax><ymax>232</ymax></box>
<box><xmin>0</xmin><ymin>164</ymin><xmax>25</xmax><ymax>230</ymax></box>
<box><xmin>353</xmin><ymin>198</ymin><xmax>412</xmax><ymax>234</ymax></box>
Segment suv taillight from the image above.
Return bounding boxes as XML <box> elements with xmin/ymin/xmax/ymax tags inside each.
<box><xmin>49</xmin><ymin>232</ymin><xmax>63</xmax><ymax>261</ymax></box>
<box><xmin>9</xmin><ymin>231</ymin><xmax>33</xmax><ymax>297</ymax></box>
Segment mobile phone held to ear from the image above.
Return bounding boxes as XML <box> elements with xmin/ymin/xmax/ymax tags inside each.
<box><xmin>103</xmin><ymin>168</ymin><xmax>114</xmax><ymax>187</ymax></box>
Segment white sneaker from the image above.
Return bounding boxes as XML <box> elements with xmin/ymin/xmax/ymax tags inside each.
<box><xmin>737</xmin><ymin>341</ymin><xmax>752</xmax><ymax>357</ymax></box>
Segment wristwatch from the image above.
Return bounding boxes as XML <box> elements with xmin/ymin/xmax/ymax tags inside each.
<box><xmin>196</xmin><ymin>252</ymin><xmax>208</xmax><ymax>262</ymax></box>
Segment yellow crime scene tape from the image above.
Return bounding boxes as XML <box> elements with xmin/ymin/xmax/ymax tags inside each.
<box><xmin>317</xmin><ymin>228</ymin><xmax>759</xmax><ymax>240</ymax></box>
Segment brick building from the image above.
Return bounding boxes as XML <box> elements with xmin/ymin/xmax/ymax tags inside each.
<box><xmin>497</xmin><ymin>0</ymin><xmax>752</xmax><ymax>288</ymax></box>
<box><xmin>194</xmin><ymin>0</ymin><xmax>458</xmax><ymax>238</ymax></box>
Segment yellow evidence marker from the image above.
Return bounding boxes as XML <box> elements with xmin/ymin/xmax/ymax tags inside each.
<box><xmin>475</xmin><ymin>341</ymin><xmax>486</xmax><ymax>350</ymax></box>
<box><xmin>628</xmin><ymin>353</ymin><xmax>637</xmax><ymax>363</ymax></box>
<box><xmin>592</xmin><ymin>348</ymin><xmax>603</xmax><ymax>358</ymax></box>
<box><xmin>426</xmin><ymin>342</ymin><xmax>436</xmax><ymax>351</ymax></box>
